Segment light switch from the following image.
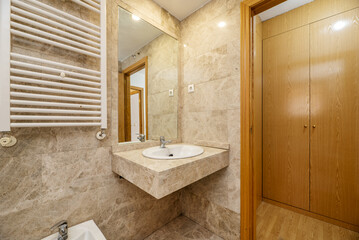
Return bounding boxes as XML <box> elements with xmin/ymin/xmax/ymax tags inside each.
<box><xmin>188</xmin><ymin>84</ymin><xmax>194</xmax><ymax>93</ymax></box>
<box><xmin>169</xmin><ymin>89</ymin><xmax>174</xmax><ymax>97</ymax></box>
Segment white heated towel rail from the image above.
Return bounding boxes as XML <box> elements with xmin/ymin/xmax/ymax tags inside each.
<box><xmin>0</xmin><ymin>0</ymin><xmax>107</xmax><ymax>131</ymax></box>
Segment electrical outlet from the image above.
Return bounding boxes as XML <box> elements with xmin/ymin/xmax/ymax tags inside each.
<box><xmin>169</xmin><ymin>89</ymin><xmax>174</xmax><ymax>97</ymax></box>
<box><xmin>188</xmin><ymin>84</ymin><xmax>194</xmax><ymax>93</ymax></box>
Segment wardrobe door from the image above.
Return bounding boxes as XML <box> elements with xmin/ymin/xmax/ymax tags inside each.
<box><xmin>263</xmin><ymin>26</ymin><xmax>310</xmax><ymax>210</ymax></box>
<box><xmin>310</xmin><ymin>8</ymin><xmax>359</xmax><ymax>226</ymax></box>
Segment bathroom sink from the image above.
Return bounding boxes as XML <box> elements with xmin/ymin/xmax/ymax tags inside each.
<box><xmin>142</xmin><ymin>144</ymin><xmax>204</xmax><ymax>160</ymax></box>
<box><xmin>42</xmin><ymin>220</ymin><xmax>106</xmax><ymax>240</ymax></box>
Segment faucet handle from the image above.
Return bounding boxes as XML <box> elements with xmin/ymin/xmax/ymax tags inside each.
<box><xmin>50</xmin><ymin>220</ymin><xmax>67</xmax><ymax>231</ymax></box>
<box><xmin>160</xmin><ymin>136</ymin><xmax>165</xmax><ymax>141</ymax></box>
<box><xmin>137</xmin><ymin>133</ymin><xmax>146</xmax><ymax>142</ymax></box>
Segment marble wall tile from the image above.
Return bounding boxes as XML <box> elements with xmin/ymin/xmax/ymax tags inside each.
<box><xmin>149</xmin><ymin>67</ymin><xmax>178</xmax><ymax>95</ymax></box>
<box><xmin>41</xmin><ymin>147</ymin><xmax>112</xmax><ymax>202</ymax></box>
<box><xmin>148</xmin><ymin>113</ymin><xmax>178</xmax><ymax>140</ymax></box>
<box><xmin>181</xmin><ymin>12</ymin><xmax>241</xmax><ymax>63</ymax></box>
<box><xmin>148</xmin><ymin>91</ymin><xmax>178</xmax><ymax>116</ymax></box>
<box><xmin>180</xmin><ymin>0</ymin><xmax>241</xmax><ymax>32</ymax></box>
<box><xmin>184</xmin><ymin>169</ymin><xmax>230</xmax><ymax>209</ymax></box>
<box><xmin>145</xmin><ymin>215</ymin><xmax>223</xmax><ymax>240</ymax></box>
<box><xmin>0</xmin><ymin>0</ymin><xmax>181</xmax><ymax>240</ymax></box>
<box><xmin>182</xmin><ymin>44</ymin><xmax>240</xmax><ymax>86</ymax></box>
<box><xmin>0</xmin><ymin>154</ymin><xmax>42</xmax><ymax>216</ymax></box>
<box><xmin>180</xmin><ymin>190</ymin><xmax>241</xmax><ymax>240</ymax></box>
<box><xmin>182</xmin><ymin>110</ymin><xmax>229</xmax><ymax>144</ymax></box>
<box><xmin>193</xmin><ymin>140</ymin><xmax>230</xmax><ymax>150</ymax></box>
<box><xmin>54</xmin><ymin>127</ymin><xmax>112</xmax><ymax>153</ymax></box>
<box><xmin>0</xmin><ymin>128</ymin><xmax>58</xmax><ymax>159</ymax></box>
<box><xmin>182</xmin><ymin>75</ymin><xmax>240</xmax><ymax>112</ymax></box>
<box><xmin>0</xmin><ymin>194</ymin><xmax>70</xmax><ymax>240</ymax></box>
<box><xmin>120</xmin><ymin>33</ymin><xmax>179</xmax><ymax>140</ymax></box>
<box><xmin>179</xmin><ymin>0</ymin><xmax>241</xmax><ymax>238</ymax></box>
<box><xmin>96</xmin><ymin>182</ymin><xmax>181</xmax><ymax>240</ymax></box>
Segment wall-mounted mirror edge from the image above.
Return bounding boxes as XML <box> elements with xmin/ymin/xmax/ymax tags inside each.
<box><xmin>116</xmin><ymin>6</ymin><xmax>179</xmax><ymax>145</ymax></box>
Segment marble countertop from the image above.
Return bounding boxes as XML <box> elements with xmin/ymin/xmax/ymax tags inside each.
<box><xmin>112</xmin><ymin>144</ymin><xmax>229</xmax><ymax>199</ymax></box>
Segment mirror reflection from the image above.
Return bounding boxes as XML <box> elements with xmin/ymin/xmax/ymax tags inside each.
<box><xmin>118</xmin><ymin>7</ymin><xmax>178</xmax><ymax>143</ymax></box>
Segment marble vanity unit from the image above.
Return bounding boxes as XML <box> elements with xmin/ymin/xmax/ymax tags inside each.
<box><xmin>112</xmin><ymin>144</ymin><xmax>229</xmax><ymax>199</ymax></box>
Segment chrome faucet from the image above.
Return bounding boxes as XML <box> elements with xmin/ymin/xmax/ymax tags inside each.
<box><xmin>137</xmin><ymin>133</ymin><xmax>146</xmax><ymax>142</ymax></box>
<box><xmin>50</xmin><ymin>220</ymin><xmax>68</xmax><ymax>240</ymax></box>
<box><xmin>160</xmin><ymin>136</ymin><xmax>171</xmax><ymax>148</ymax></box>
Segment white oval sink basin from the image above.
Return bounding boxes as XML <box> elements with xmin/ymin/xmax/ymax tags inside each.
<box><xmin>142</xmin><ymin>144</ymin><xmax>204</xmax><ymax>160</ymax></box>
<box><xmin>42</xmin><ymin>220</ymin><xmax>106</xmax><ymax>240</ymax></box>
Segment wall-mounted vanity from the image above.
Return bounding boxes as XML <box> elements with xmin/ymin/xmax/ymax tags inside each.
<box><xmin>112</xmin><ymin>144</ymin><xmax>229</xmax><ymax>199</ymax></box>
<box><xmin>113</xmin><ymin>6</ymin><xmax>229</xmax><ymax>199</ymax></box>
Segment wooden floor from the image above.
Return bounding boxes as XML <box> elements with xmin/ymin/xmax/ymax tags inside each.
<box><xmin>257</xmin><ymin>202</ymin><xmax>359</xmax><ymax>240</ymax></box>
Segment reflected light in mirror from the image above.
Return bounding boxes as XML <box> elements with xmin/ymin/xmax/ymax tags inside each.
<box><xmin>132</xmin><ymin>14</ymin><xmax>141</xmax><ymax>21</ymax></box>
<box><xmin>218</xmin><ymin>21</ymin><xmax>226</xmax><ymax>28</ymax></box>
<box><xmin>332</xmin><ymin>20</ymin><xmax>347</xmax><ymax>31</ymax></box>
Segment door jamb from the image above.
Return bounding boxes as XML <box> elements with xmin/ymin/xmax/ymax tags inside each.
<box><xmin>130</xmin><ymin>86</ymin><xmax>144</xmax><ymax>136</ymax></box>
<box><xmin>240</xmin><ymin>1</ymin><xmax>286</xmax><ymax>239</ymax></box>
<box><xmin>119</xmin><ymin>57</ymin><xmax>149</xmax><ymax>142</ymax></box>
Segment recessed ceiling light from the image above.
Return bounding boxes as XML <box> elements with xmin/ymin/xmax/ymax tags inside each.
<box><xmin>132</xmin><ymin>14</ymin><xmax>140</xmax><ymax>21</ymax></box>
<box><xmin>183</xmin><ymin>44</ymin><xmax>187</xmax><ymax>48</ymax></box>
<box><xmin>218</xmin><ymin>21</ymin><xmax>226</xmax><ymax>28</ymax></box>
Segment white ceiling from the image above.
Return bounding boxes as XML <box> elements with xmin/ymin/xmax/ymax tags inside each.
<box><xmin>118</xmin><ymin>8</ymin><xmax>163</xmax><ymax>61</ymax></box>
<box><xmin>153</xmin><ymin>0</ymin><xmax>212</xmax><ymax>21</ymax></box>
<box><xmin>258</xmin><ymin>0</ymin><xmax>314</xmax><ymax>21</ymax></box>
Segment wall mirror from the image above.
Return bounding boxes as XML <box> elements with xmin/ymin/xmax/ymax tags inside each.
<box><xmin>117</xmin><ymin>7</ymin><xmax>178</xmax><ymax>143</ymax></box>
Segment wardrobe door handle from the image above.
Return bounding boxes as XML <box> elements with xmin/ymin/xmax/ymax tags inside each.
<box><xmin>312</xmin><ymin>125</ymin><xmax>316</xmax><ymax>128</ymax></box>
<box><xmin>304</xmin><ymin>125</ymin><xmax>308</xmax><ymax>128</ymax></box>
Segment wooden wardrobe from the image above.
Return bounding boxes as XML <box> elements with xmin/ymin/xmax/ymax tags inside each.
<box><xmin>263</xmin><ymin>8</ymin><xmax>359</xmax><ymax>228</ymax></box>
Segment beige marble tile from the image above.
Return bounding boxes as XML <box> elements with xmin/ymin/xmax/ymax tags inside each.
<box><xmin>182</xmin><ymin>75</ymin><xmax>240</xmax><ymax>112</ymax></box>
<box><xmin>182</xmin><ymin>44</ymin><xmax>240</xmax><ymax>86</ymax></box>
<box><xmin>0</xmin><ymin>128</ymin><xmax>58</xmax><ymax>158</ymax></box>
<box><xmin>0</xmin><ymin>1</ymin><xmax>182</xmax><ymax>240</ymax></box>
<box><xmin>184</xmin><ymin>169</ymin><xmax>230</xmax><ymax>210</ymax></box>
<box><xmin>41</xmin><ymin>147</ymin><xmax>112</xmax><ymax>202</ymax></box>
<box><xmin>0</xmin><ymin>154</ymin><xmax>42</xmax><ymax>216</ymax></box>
<box><xmin>193</xmin><ymin>140</ymin><xmax>230</xmax><ymax>150</ymax></box>
<box><xmin>179</xmin><ymin>0</ymin><xmax>242</xmax><ymax>238</ymax></box>
<box><xmin>120</xmin><ymin>33</ymin><xmax>179</xmax><ymax>141</ymax></box>
<box><xmin>227</xmin><ymin>109</ymin><xmax>241</xmax><ymax>164</ymax></box>
<box><xmin>96</xmin><ymin>182</ymin><xmax>181</xmax><ymax>240</ymax></box>
<box><xmin>148</xmin><ymin>113</ymin><xmax>178</xmax><ymax>140</ymax></box>
<box><xmin>181</xmin><ymin>12</ymin><xmax>241</xmax><ymax>63</ymax></box>
<box><xmin>145</xmin><ymin>215</ymin><xmax>223</xmax><ymax>240</ymax></box>
<box><xmin>148</xmin><ymin>91</ymin><xmax>178</xmax><ymax>116</ymax></box>
<box><xmin>182</xmin><ymin>110</ymin><xmax>229</xmax><ymax>144</ymax></box>
<box><xmin>180</xmin><ymin>0</ymin><xmax>241</xmax><ymax>31</ymax></box>
<box><xmin>54</xmin><ymin>127</ymin><xmax>111</xmax><ymax>152</ymax></box>
<box><xmin>112</xmin><ymin>145</ymin><xmax>229</xmax><ymax>199</ymax></box>
<box><xmin>180</xmin><ymin>190</ymin><xmax>241</xmax><ymax>240</ymax></box>
<box><xmin>149</xmin><ymin>68</ymin><xmax>178</xmax><ymax>95</ymax></box>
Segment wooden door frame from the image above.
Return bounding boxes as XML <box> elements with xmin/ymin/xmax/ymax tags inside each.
<box><xmin>130</xmin><ymin>86</ymin><xmax>144</xmax><ymax>135</ymax></box>
<box><xmin>240</xmin><ymin>1</ymin><xmax>286</xmax><ymax>239</ymax></box>
<box><xmin>119</xmin><ymin>56</ymin><xmax>148</xmax><ymax>142</ymax></box>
